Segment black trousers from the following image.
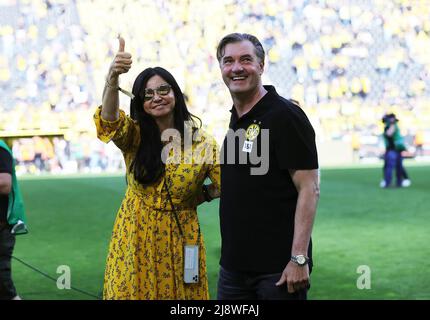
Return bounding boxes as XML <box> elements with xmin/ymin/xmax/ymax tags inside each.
<box><xmin>0</xmin><ymin>225</ymin><xmax>17</xmax><ymax>300</ymax></box>
<box><xmin>217</xmin><ymin>266</ymin><xmax>307</xmax><ymax>300</ymax></box>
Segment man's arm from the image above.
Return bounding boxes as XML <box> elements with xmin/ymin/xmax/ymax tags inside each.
<box><xmin>290</xmin><ymin>169</ymin><xmax>320</xmax><ymax>256</ymax></box>
<box><xmin>276</xmin><ymin>169</ymin><xmax>320</xmax><ymax>293</ymax></box>
<box><xmin>0</xmin><ymin>173</ymin><xmax>12</xmax><ymax>195</ymax></box>
<box><xmin>385</xmin><ymin>123</ymin><xmax>395</xmax><ymax>137</ymax></box>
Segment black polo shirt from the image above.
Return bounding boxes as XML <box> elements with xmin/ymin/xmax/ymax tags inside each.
<box><xmin>0</xmin><ymin>147</ymin><xmax>12</xmax><ymax>222</ymax></box>
<box><xmin>220</xmin><ymin>85</ymin><xmax>318</xmax><ymax>273</ymax></box>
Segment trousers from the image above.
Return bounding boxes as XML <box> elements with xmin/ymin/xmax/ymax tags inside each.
<box><xmin>217</xmin><ymin>266</ymin><xmax>307</xmax><ymax>300</ymax></box>
<box><xmin>0</xmin><ymin>226</ymin><xmax>17</xmax><ymax>300</ymax></box>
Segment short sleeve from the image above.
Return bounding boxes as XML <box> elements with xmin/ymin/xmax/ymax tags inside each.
<box><xmin>272</xmin><ymin>103</ymin><xmax>318</xmax><ymax>170</ymax></box>
<box><xmin>93</xmin><ymin>106</ymin><xmax>140</xmax><ymax>153</ymax></box>
<box><xmin>0</xmin><ymin>147</ymin><xmax>13</xmax><ymax>174</ymax></box>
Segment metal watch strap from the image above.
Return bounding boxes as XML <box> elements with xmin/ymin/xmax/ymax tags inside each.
<box><xmin>291</xmin><ymin>254</ymin><xmax>309</xmax><ymax>266</ymax></box>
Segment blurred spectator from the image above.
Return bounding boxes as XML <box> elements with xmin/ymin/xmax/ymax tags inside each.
<box><xmin>380</xmin><ymin>113</ymin><xmax>411</xmax><ymax>188</ymax></box>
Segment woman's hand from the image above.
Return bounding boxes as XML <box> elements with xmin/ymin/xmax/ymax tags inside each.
<box><xmin>207</xmin><ymin>183</ymin><xmax>220</xmax><ymax>200</ymax></box>
<box><xmin>102</xmin><ymin>36</ymin><xmax>133</xmax><ymax>121</ymax></box>
<box><xmin>107</xmin><ymin>36</ymin><xmax>133</xmax><ymax>82</ymax></box>
<box><xmin>101</xmin><ymin>36</ymin><xmax>132</xmax><ymax>121</ymax></box>
<box><xmin>195</xmin><ymin>183</ymin><xmax>220</xmax><ymax>206</ymax></box>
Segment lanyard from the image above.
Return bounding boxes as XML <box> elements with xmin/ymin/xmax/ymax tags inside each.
<box><xmin>163</xmin><ymin>178</ymin><xmax>201</xmax><ymax>243</ymax></box>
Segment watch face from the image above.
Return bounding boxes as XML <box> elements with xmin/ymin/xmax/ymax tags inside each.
<box><xmin>292</xmin><ymin>255</ymin><xmax>308</xmax><ymax>265</ymax></box>
<box><xmin>297</xmin><ymin>256</ymin><xmax>306</xmax><ymax>264</ymax></box>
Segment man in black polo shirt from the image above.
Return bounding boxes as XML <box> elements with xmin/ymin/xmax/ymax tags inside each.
<box><xmin>216</xmin><ymin>33</ymin><xmax>320</xmax><ymax>300</ymax></box>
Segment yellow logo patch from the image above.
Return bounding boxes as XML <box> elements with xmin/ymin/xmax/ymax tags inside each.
<box><xmin>245</xmin><ymin>124</ymin><xmax>260</xmax><ymax>141</ymax></box>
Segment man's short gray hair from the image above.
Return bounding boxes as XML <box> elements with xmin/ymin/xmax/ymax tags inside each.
<box><xmin>216</xmin><ymin>33</ymin><xmax>265</xmax><ymax>63</ymax></box>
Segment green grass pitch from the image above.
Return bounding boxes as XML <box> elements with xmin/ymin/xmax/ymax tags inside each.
<box><xmin>12</xmin><ymin>165</ymin><xmax>430</xmax><ymax>300</ymax></box>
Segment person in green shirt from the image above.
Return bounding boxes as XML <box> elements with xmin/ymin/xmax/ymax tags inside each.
<box><xmin>0</xmin><ymin>139</ymin><xmax>27</xmax><ymax>300</ymax></box>
<box><xmin>380</xmin><ymin>114</ymin><xmax>411</xmax><ymax>188</ymax></box>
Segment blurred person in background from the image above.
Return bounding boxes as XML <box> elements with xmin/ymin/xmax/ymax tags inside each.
<box><xmin>94</xmin><ymin>37</ymin><xmax>220</xmax><ymax>300</ymax></box>
<box><xmin>380</xmin><ymin>113</ymin><xmax>411</xmax><ymax>188</ymax></box>
<box><xmin>0</xmin><ymin>139</ymin><xmax>28</xmax><ymax>300</ymax></box>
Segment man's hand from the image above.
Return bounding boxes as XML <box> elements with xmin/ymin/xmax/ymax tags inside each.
<box><xmin>276</xmin><ymin>261</ymin><xmax>310</xmax><ymax>293</ymax></box>
<box><xmin>107</xmin><ymin>36</ymin><xmax>132</xmax><ymax>81</ymax></box>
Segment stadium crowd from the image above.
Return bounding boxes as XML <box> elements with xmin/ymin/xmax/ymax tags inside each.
<box><xmin>1</xmin><ymin>0</ymin><xmax>429</xmax><ymax>173</ymax></box>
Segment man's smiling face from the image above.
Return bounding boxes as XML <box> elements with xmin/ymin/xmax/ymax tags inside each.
<box><xmin>220</xmin><ymin>40</ymin><xmax>264</xmax><ymax>95</ymax></box>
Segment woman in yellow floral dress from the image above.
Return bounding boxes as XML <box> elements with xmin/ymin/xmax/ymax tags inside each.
<box><xmin>94</xmin><ymin>37</ymin><xmax>220</xmax><ymax>300</ymax></box>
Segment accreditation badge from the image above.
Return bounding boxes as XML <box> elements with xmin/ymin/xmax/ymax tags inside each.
<box><xmin>242</xmin><ymin>140</ymin><xmax>253</xmax><ymax>153</ymax></box>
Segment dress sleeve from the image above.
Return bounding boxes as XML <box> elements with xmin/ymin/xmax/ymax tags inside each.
<box><xmin>93</xmin><ymin>106</ymin><xmax>140</xmax><ymax>153</ymax></box>
<box><xmin>206</xmin><ymin>135</ymin><xmax>221</xmax><ymax>192</ymax></box>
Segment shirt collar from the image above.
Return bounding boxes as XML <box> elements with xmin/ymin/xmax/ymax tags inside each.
<box><xmin>229</xmin><ymin>85</ymin><xmax>278</xmax><ymax>123</ymax></box>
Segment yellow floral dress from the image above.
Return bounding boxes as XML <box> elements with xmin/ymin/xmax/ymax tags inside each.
<box><xmin>93</xmin><ymin>107</ymin><xmax>220</xmax><ymax>300</ymax></box>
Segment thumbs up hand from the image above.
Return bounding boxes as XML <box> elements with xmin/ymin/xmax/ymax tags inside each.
<box><xmin>108</xmin><ymin>36</ymin><xmax>132</xmax><ymax>80</ymax></box>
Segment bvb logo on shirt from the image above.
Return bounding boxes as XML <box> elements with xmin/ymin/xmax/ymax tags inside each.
<box><xmin>245</xmin><ymin>124</ymin><xmax>260</xmax><ymax>141</ymax></box>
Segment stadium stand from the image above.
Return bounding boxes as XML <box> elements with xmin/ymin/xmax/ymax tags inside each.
<box><xmin>1</xmin><ymin>0</ymin><xmax>429</xmax><ymax>173</ymax></box>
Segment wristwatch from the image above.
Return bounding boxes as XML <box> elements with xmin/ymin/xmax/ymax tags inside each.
<box><xmin>291</xmin><ymin>254</ymin><xmax>309</xmax><ymax>266</ymax></box>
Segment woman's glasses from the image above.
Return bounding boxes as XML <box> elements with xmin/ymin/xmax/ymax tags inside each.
<box><xmin>143</xmin><ymin>84</ymin><xmax>172</xmax><ymax>101</ymax></box>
